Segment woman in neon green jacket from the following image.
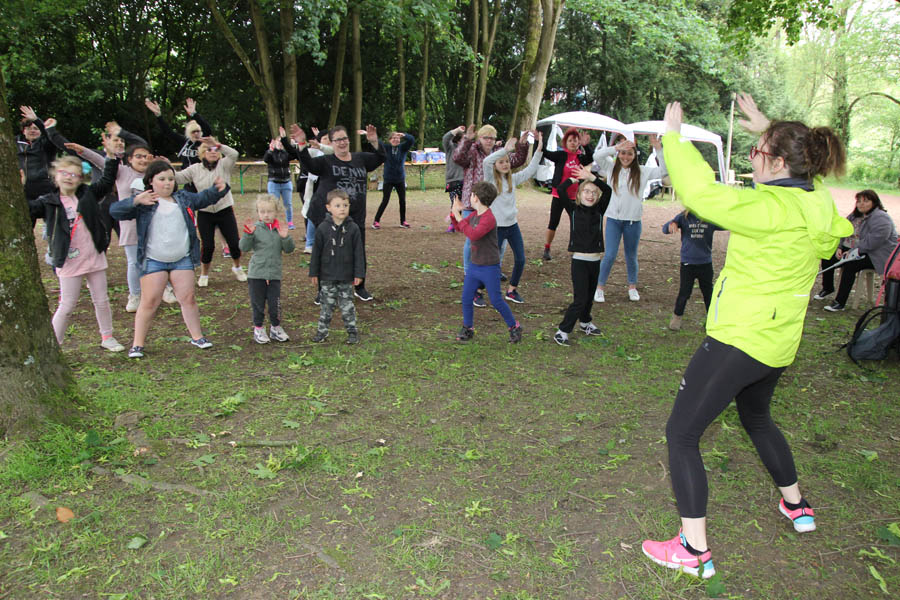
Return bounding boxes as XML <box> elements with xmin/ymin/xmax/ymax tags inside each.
<box><xmin>641</xmin><ymin>95</ymin><xmax>853</xmax><ymax>579</ymax></box>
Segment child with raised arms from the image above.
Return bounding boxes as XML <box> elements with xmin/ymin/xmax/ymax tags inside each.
<box><xmin>662</xmin><ymin>210</ymin><xmax>723</xmax><ymax>330</ymax></box>
<box><xmin>309</xmin><ymin>189</ymin><xmax>365</xmax><ymax>344</ymax></box>
<box><xmin>552</xmin><ymin>166</ymin><xmax>611</xmax><ymax>346</ymax></box>
<box><xmin>450</xmin><ymin>181</ymin><xmax>522</xmax><ymax>343</ymax></box>
<box><xmin>110</xmin><ymin>161</ymin><xmax>229</xmax><ymax>358</ymax></box>
<box><xmin>240</xmin><ymin>195</ymin><xmax>295</xmax><ymax>344</ymax></box>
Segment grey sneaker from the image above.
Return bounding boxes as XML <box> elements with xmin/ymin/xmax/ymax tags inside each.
<box><xmin>553</xmin><ymin>330</ymin><xmax>570</xmax><ymax>346</ymax></box>
<box><xmin>269</xmin><ymin>325</ymin><xmax>289</xmax><ymax>342</ymax></box>
<box><xmin>253</xmin><ymin>327</ymin><xmax>270</xmax><ymax>344</ymax></box>
<box><xmin>191</xmin><ymin>337</ymin><xmax>213</xmax><ymax>349</ymax></box>
<box><xmin>579</xmin><ymin>322</ymin><xmax>602</xmax><ymax>336</ymax></box>
<box><xmin>346</xmin><ymin>330</ymin><xmax>359</xmax><ymax>344</ymax></box>
<box><xmin>312</xmin><ymin>331</ymin><xmax>329</xmax><ymax>343</ymax></box>
<box><xmin>455</xmin><ymin>326</ymin><xmax>474</xmax><ymax>342</ymax></box>
<box><xmin>508</xmin><ymin>322</ymin><xmax>523</xmax><ymax>344</ymax></box>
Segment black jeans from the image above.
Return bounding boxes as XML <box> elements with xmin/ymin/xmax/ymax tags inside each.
<box><xmin>248</xmin><ymin>278</ymin><xmax>282</xmax><ymax>327</ymax></box>
<box><xmin>374</xmin><ymin>181</ymin><xmax>407</xmax><ymax>223</ymax></box>
<box><xmin>197</xmin><ymin>206</ymin><xmax>241</xmax><ymax>264</ymax></box>
<box><xmin>674</xmin><ymin>262</ymin><xmax>714</xmax><ymax>316</ymax></box>
<box><xmin>666</xmin><ymin>337</ymin><xmax>796</xmax><ymax>518</ymax></box>
<box><xmin>558</xmin><ymin>258</ymin><xmax>600</xmax><ymax>333</ymax></box>
<box><xmin>834</xmin><ymin>255</ymin><xmax>876</xmax><ymax>305</ymax></box>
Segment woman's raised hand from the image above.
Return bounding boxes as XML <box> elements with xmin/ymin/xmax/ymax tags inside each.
<box><xmin>649</xmin><ymin>134</ymin><xmax>663</xmax><ymax>151</ymax></box>
<box><xmin>199</xmin><ymin>136</ymin><xmax>218</xmax><ymax>146</ymax></box>
<box><xmin>465</xmin><ymin>124</ymin><xmax>476</xmax><ymax>140</ymax></box>
<box><xmin>144</xmin><ymin>99</ymin><xmax>162</xmax><ymax>116</ymax></box>
<box><xmin>213</xmin><ymin>176</ymin><xmax>227</xmax><ymax>192</ymax></box>
<box><xmin>44</xmin><ymin>118</ymin><xmax>57</xmax><ymax>129</ymax></box>
<box><xmin>615</xmin><ymin>139</ymin><xmax>636</xmax><ymax>152</ymax></box>
<box><xmin>184</xmin><ymin>98</ymin><xmax>197</xmax><ymax>116</ymax></box>
<box><xmin>105</xmin><ymin>121</ymin><xmax>122</xmax><ymax>136</ymax></box>
<box><xmin>20</xmin><ymin>105</ymin><xmax>38</xmax><ymax>121</ymax></box>
<box><xmin>534</xmin><ymin>130</ymin><xmax>544</xmax><ymax>152</ymax></box>
<box><xmin>736</xmin><ymin>93</ymin><xmax>770</xmax><ymax>134</ymax></box>
<box><xmin>574</xmin><ymin>164</ymin><xmax>595</xmax><ymax>180</ymax></box>
<box><xmin>289</xmin><ymin>124</ymin><xmax>306</xmax><ymax>145</ymax></box>
<box><xmin>365</xmin><ymin>124</ymin><xmax>378</xmax><ymax>145</ymax></box>
<box><xmin>664</xmin><ymin>102</ymin><xmax>682</xmax><ymax>134</ymax></box>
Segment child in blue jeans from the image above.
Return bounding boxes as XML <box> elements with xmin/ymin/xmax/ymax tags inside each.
<box><xmin>450</xmin><ymin>181</ymin><xmax>522</xmax><ymax>343</ymax></box>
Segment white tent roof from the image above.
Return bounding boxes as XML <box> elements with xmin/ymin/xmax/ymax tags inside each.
<box><xmin>537</xmin><ymin>111</ymin><xmax>634</xmax><ymax>142</ymax></box>
<box><xmin>628</xmin><ymin>120</ymin><xmax>726</xmax><ymax>182</ymax></box>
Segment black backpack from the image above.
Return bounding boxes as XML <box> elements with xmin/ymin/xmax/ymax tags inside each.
<box><xmin>844</xmin><ymin>278</ymin><xmax>900</xmax><ymax>365</ymax></box>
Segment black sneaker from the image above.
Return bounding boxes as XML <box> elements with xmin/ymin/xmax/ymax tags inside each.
<box><xmin>824</xmin><ymin>301</ymin><xmax>845</xmax><ymax>312</ymax></box>
<box><xmin>347</xmin><ymin>330</ymin><xmax>359</xmax><ymax>344</ymax></box>
<box><xmin>500</xmin><ymin>272</ymin><xmax>508</xmax><ymax>282</ymax></box>
<box><xmin>553</xmin><ymin>331</ymin><xmax>570</xmax><ymax>346</ymax></box>
<box><xmin>191</xmin><ymin>337</ymin><xmax>212</xmax><ymax>349</ymax></box>
<box><xmin>813</xmin><ymin>289</ymin><xmax>834</xmax><ymax>300</ymax></box>
<box><xmin>128</xmin><ymin>346</ymin><xmax>144</xmax><ymax>358</ymax></box>
<box><xmin>456</xmin><ymin>326</ymin><xmax>474</xmax><ymax>342</ymax></box>
<box><xmin>354</xmin><ymin>287</ymin><xmax>374</xmax><ymax>302</ymax></box>
<box><xmin>508</xmin><ymin>322</ymin><xmax>523</xmax><ymax>344</ymax></box>
<box><xmin>312</xmin><ymin>331</ymin><xmax>328</xmax><ymax>343</ymax></box>
<box><xmin>542</xmin><ymin>248</ymin><xmax>551</xmax><ymax>261</ymax></box>
<box><xmin>314</xmin><ymin>290</ymin><xmax>321</xmax><ymax>306</ymax></box>
<box><xmin>472</xmin><ymin>291</ymin><xmax>486</xmax><ymax>308</ymax></box>
<box><xmin>505</xmin><ymin>289</ymin><xmax>524</xmax><ymax>304</ymax></box>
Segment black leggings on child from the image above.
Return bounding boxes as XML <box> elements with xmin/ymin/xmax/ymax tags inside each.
<box><xmin>674</xmin><ymin>262</ymin><xmax>713</xmax><ymax>316</ymax></box>
<box><xmin>374</xmin><ymin>181</ymin><xmax>406</xmax><ymax>223</ymax></box>
<box><xmin>666</xmin><ymin>337</ymin><xmax>797</xmax><ymax>518</ymax></box>
<box><xmin>558</xmin><ymin>258</ymin><xmax>600</xmax><ymax>333</ymax></box>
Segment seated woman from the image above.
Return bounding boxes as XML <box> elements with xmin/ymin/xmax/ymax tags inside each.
<box><xmin>824</xmin><ymin>190</ymin><xmax>898</xmax><ymax>312</ymax></box>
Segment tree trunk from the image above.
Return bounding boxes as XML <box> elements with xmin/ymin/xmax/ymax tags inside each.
<box><xmin>474</xmin><ymin>0</ymin><xmax>501</xmax><ymax>125</ymax></box>
<box><xmin>328</xmin><ymin>16</ymin><xmax>349</xmax><ymax>130</ymax></box>
<box><xmin>464</xmin><ymin>0</ymin><xmax>479</xmax><ymax>125</ymax></box>
<box><xmin>397</xmin><ymin>35</ymin><xmax>406</xmax><ymax>130</ymax></box>
<box><xmin>352</xmin><ymin>4</ymin><xmax>363</xmax><ymax>152</ymax></box>
<box><xmin>207</xmin><ymin>0</ymin><xmax>282</xmax><ymax>136</ymax></box>
<box><xmin>510</xmin><ymin>0</ymin><xmax>565</xmax><ymax>134</ymax></box>
<box><xmin>249</xmin><ymin>0</ymin><xmax>282</xmax><ymax>136</ymax></box>
<box><xmin>829</xmin><ymin>5</ymin><xmax>850</xmax><ymax>147</ymax></box>
<box><xmin>280</xmin><ymin>0</ymin><xmax>298</xmax><ymax>127</ymax></box>
<box><xmin>0</xmin><ymin>71</ymin><xmax>74</xmax><ymax>438</ymax></box>
<box><xmin>509</xmin><ymin>0</ymin><xmax>542</xmax><ymax>137</ymax></box>
<box><xmin>417</xmin><ymin>24</ymin><xmax>431</xmax><ymax>151</ymax></box>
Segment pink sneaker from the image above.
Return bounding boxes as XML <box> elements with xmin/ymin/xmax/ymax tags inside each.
<box><xmin>779</xmin><ymin>498</ymin><xmax>816</xmax><ymax>532</ymax></box>
<box><xmin>642</xmin><ymin>531</ymin><xmax>715</xmax><ymax>579</ymax></box>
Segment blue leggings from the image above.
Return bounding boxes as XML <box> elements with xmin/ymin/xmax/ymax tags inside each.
<box><xmin>461</xmin><ymin>263</ymin><xmax>517</xmax><ymax>328</ymax></box>
<box><xmin>496</xmin><ymin>224</ymin><xmax>525</xmax><ymax>287</ymax></box>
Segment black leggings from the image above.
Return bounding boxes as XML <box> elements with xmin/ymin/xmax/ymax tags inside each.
<box><xmin>834</xmin><ymin>255</ymin><xmax>876</xmax><ymax>305</ymax></box>
<box><xmin>666</xmin><ymin>337</ymin><xmax>797</xmax><ymax>518</ymax></box>
<box><xmin>198</xmin><ymin>206</ymin><xmax>241</xmax><ymax>264</ymax></box>
<box><xmin>374</xmin><ymin>181</ymin><xmax>406</xmax><ymax>223</ymax></box>
<box><xmin>558</xmin><ymin>258</ymin><xmax>600</xmax><ymax>333</ymax></box>
<box><xmin>248</xmin><ymin>278</ymin><xmax>281</xmax><ymax>327</ymax></box>
<box><xmin>674</xmin><ymin>263</ymin><xmax>714</xmax><ymax>316</ymax></box>
<box><xmin>546</xmin><ymin>195</ymin><xmax>572</xmax><ymax>231</ymax></box>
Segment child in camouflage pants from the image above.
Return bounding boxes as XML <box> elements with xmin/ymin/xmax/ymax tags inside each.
<box><xmin>309</xmin><ymin>189</ymin><xmax>365</xmax><ymax>344</ymax></box>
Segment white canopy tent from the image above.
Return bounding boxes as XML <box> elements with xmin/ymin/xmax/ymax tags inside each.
<box><xmin>627</xmin><ymin>120</ymin><xmax>726</xmax><ymax>182</ymax></box>
<box><xmin>534</xmin><ymin>111</ymin><xmax>635</xmax><ymax>184</ymax></box>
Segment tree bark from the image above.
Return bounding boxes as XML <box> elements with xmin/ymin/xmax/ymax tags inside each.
<box><xmin>280</xmin><ymin>0</ymin><xmax>298</xmax><ymax>127</ymax></box>
<box><xmin>207</xmin><ymin>0</ymin><xmax>282</xmax><ymax>136</ymax></box>
<box><xmin>464</xmin><ymin>0</ymin><xmax>479</xmax><ymax>125</ymax></box>
<box><xmin>417</xmin><ymin>24</ymin><xmax>431</xmax><ymax>151</ymax></box>
<box><xmin>328</xmin><ymin>16</ymin><xmax>349</xmax><ymax>130</ymax></box>
<box><xmin>351</xmin><ymin>4</ymin><xmax>363</xmax><ymax>152</ymax></box>
<box><xmin>509</xmin><ymin>0</ymin><xmax>542</xmax><ymax>137</ymax></box>
<box><xmin>510</xmin><ymin>0</ymin><xmax>565</xmax><ymax>134</ymax></box>
<box><xmin>0</xmin><ymin>71</ymin><xmax>74</xmax><ymax>438</ymax></box>
<box><xmin>474</xmin><ymin>0</ymin><xmax>501</xmax><ymax>125</ymax></box>
<box><xmin>249</xmin><ymin>0</ymin><xmax>282</xmax><ymax>136</ymax></box>
<box><xmin>397</xmin><ymin>35</ymin><xmax>406</xmax><ymax>130</ymax></box>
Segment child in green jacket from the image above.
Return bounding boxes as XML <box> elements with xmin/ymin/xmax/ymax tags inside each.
<box><xmin>239</xmin><ymin>194</ymin><xmax>296</xmax><ymax>343</ymax></box>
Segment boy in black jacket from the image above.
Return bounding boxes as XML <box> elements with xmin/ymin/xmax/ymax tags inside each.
<box><xmin>309</xmin><ymin>189</ymin><xmax>365</xmax><ymax>344</ymax></box>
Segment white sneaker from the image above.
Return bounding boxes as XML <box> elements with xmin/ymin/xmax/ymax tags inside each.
<box><xmin>594</xmin><ymin>288</ymin><xmax>605</xmax><ymax>303</ymax></box>
<box><xmin>232</xmin><ymin>266</ymin><xmax>247</xmax><ymax>282</ymax></box>
<box><xmin>628</xmin><ymin>288</ymin><xmax>640</xmax><ymax>301</ymax></box>
<box><xmin>126</xmin><ymin>294</ymin><xmax>140</xmax><ymax>312</ymax></box>
<box><xmin>269</xmin><ymin>325</ymin><xmax>289</xmax><ymax>342</ymax></box>
<box><xmin>253</xmin><ymin>327</ymin><xmax>270</xmax><ymax>344</ymax></box>
<box><xmin>162</xmin><ymin>285</ymin><xmax>177</xmax><ymax>304</ymax></box>
<box><xmin>304</xmin><ymin>247</ymin><xmax>313</xmax><ymax>254</ymax></box>
<box><xmin>101</xmin><ymin>337</ymin><xmax>125</xmax><ymax>352</ymax></box>
<box><xmin>197</xmin><ymin>275</ymin><xmax>209</xmax><ymax>287</ymax></box>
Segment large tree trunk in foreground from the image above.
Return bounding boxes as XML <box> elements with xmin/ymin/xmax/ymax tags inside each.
<box><xmin>0</xmin><ymin>71</ymin><xmax>74</xmax><ymax>438</ymax></box>
<box><xmin>474</xmin><ymin>0</ymin><xmax>501</xmax><ymax>125</ymax></box>
<box><xmin>510</xmin><ymin>0</ymin><xmax>565</xmax><ymax>134</ymax></box>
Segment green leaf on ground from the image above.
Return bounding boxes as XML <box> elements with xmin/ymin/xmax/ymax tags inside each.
<box><xmin>705</xmin><ymin>572</ymin><xmax>725</xmax><ymax>596</ymax></box>
<box><xmin>126</xmin><ymin>536</ymin><xmax>147</xmax><ymax>550</ymax></box>
<box><xmin>484</xmin><ymin>532</ymin><xmax>503</xmax><ymax>550</ymax></box>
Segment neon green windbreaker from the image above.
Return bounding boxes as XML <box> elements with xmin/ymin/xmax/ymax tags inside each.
<box><xmin>662</xmin><ymin>131</ymin><xmax>853</xmax><ymax>367</ymax></box>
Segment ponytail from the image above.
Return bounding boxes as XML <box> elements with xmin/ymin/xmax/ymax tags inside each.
<box><xmin>764</xmin><ymin>121</ymin><xmax>846</xmax><ymax>181</ymax></box>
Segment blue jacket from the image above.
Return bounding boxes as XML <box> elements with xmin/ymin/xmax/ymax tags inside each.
<box><xmin>380</xmin><ymin>134</ymin><xmax>415</xmax><ymax>183</ymax></box>
<box><xmin>109</xmin><ymin>185</ymin><xmax>229</xmax><ymax>273</ymax></box>
<box><xmin>662</xmin><ymin>212</ymin><xmax>723</xmax><ymax>264</ymax></box>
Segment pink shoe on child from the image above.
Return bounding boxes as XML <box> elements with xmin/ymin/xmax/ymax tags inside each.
<box><xmin>642</xmin><ymin>531</ymin><xmax>715</xmax><ymax>579</ymax></box>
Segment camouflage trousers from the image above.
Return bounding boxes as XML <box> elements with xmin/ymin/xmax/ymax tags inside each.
<box><xmin>318</xmin><ymin>281</ymin><xmax>358</xmax><ymax>334</ymax></box>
